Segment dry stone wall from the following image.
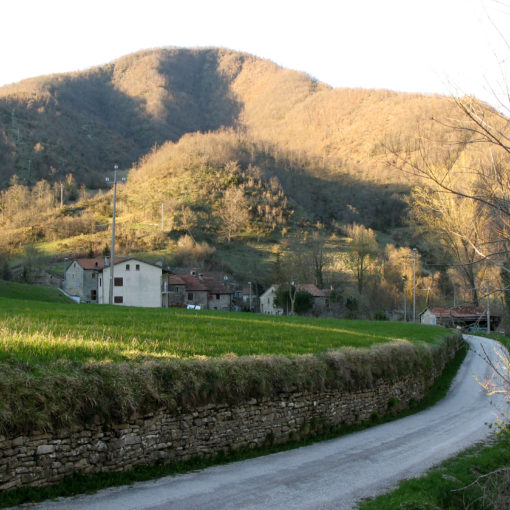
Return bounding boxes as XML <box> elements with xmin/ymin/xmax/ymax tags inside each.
<box><xmin>1</xmin><ymin>372</ymin><xmax>436</xmax><ymax>491</ymax></box>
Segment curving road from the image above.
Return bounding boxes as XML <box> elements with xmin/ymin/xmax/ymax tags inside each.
<box><xmin>17</xmin><ymin>335</ymin><xmax>509</xmax><ymax>510</ymax></box>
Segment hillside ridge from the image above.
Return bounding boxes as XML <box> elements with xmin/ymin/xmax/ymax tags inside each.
<box><xmin>0</xmin><ymin>47</ymin><xmax>457</xmax><ymax>188</ymax></box>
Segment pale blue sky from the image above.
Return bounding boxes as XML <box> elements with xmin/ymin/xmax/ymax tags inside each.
<box><xmin>2</xmin><ymin>0</ymin><xmax>510</xmax><ymax>106</ymax></box>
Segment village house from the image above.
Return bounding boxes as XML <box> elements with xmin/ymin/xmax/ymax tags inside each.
<box><xmin>259</xmin><ymin>285</ymin><xmax>284</xmax><ymax>315</ymax></box>
<box><xmin>63</xmin><ymin>259</ymin><xmax>233</xmax><ymax>312</ymax></box>
<box><xmin>162</xmin><ymin>274</ymin><xmax>187</xmax><ymax>307</ymax></box>
<box><xmin>176</xmin><ymin>271</ymin><xmax>234</xmax><ymax>311</ymax></box>
<box><xmin>259</xmin><ymin>283</ymin><xmax>329</xmax><ymax>315</ymax></box>
<box><xmin>298</xmin><ymin>284</ymin><xmax>328</xmax><ymax>314</ymax></box>
<box><xmin>420</xmin><ymin>306</ymin><xmax>500</xmax><ymax>331</ymax></box>
<box><xmin>176</xmin><ymin>273</ymin><xmax>209</xmax><ymax>309</ymax></box>
<box><xmin>98</xmin><ymin>258</ymin><xmax>164</xmax><ymax>307</ymax></box>
<box><xmin>63</xmin><ymin>257</ymin><xmax>105</xmax><ymax>303</ymax></box>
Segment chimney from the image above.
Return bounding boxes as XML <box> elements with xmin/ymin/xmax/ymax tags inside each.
<box><xmin>104</xmin><ymin>257</ymin><xmax>110</xmax><ymax>267</ymax></box>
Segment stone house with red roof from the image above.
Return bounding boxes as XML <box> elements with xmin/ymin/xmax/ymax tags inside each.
<box><xmin>162</xmin><ymin>274</ymin><xmax>187</xmax><ymax>307</ymax></box>
<box><xmin>63</xmin><ymin>257</ymin><xmax>105</xmax><ymax>303</ymax></box>
<box><xmin>172</xmin><ymin>272</ymin><xmax>233</xmax><ymax>310</ymax></box>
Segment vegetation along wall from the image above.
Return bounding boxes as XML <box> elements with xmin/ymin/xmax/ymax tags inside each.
<box><xmin>0</xmin><ymin>334</ymin><xmax>462</xmax><ymax>491</ymax></box>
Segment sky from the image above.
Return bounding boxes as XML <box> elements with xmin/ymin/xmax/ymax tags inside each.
<box><xmin>2</xmin><ymin>0</ymin><xmax>510</xmax><ymax>107</ymax></box>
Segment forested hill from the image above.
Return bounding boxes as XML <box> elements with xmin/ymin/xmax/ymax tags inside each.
<box><xmin>0</xmin><ymin>47</ymin><xmax>460</xmax><ymax>188</ymax></box>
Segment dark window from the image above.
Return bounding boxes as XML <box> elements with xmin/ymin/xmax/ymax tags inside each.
<box><xmin>91</xmin><ymin>273</ymin><xmax>96</xmax><ymax>279</ymax></box>
<box><xmin>216</xmin><ymin>294</ymin><xmax>220</xmax><ymax>300</ymax></box>
<box><xmin>90</xmin><ymin>290</ymin><xmax>97</xmax><ymax>300</ymax></box>
<box><xmin>126</xmin><ymin>264</ymin><xmax>130</xmax><ymax>271</ymax></box>
<box><xmin>188</xmin><ymin>293</ymin><xmax>193</xmax><ymax>301</ymax></box>
<box><xmin>136</xmin><ymin>264</ymin><xmax>140</xmax><ymax>271</ymax></box>
<box><xmin>114</xmin><ymin>277</ymin><xmax>123</xmax><ymax>286</ymax></box>
<box><xmin>99</xmin><ymin>278</ymin><xmax>102</xmax><ymax>286</ymax></box>
<box><xmin>114</xmin><ymin>296</ymin><xmax>123</xmax><ymax>304</ymax></box>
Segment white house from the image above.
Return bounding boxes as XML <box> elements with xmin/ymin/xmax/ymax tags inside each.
<box><xmin>98</xmin><ymin>258</ymin><xmax>163</xmax><ymax>307</ymax></box>
<box><xmin>259</xmin><ymin>285</ymin><xmax>284</xmax><ymax>315</ymax></box>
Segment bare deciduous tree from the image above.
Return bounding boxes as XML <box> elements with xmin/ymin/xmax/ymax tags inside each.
<box><xmin>343</xmin><ymin>223</ymin><xmax>379</xmax><ymax>294</ymax></box>
<box><xmin>218</xmin><ymin>187</ymin><xmax>250</xmax><ymax>242</ymax></box>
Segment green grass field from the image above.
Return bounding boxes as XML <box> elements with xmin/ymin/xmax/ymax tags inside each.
<box><xmin>0</xmin><ymin>280</ymin><xmax>461</xmax><ymax>439</ymax></box>
<box><xmin>0</xmin><ymin>281</ymin><xmax>450</xmax><ymax>364</ymax></box>
<box><xmin>0</xmin><ymin>280</ymin><xmax>468</xmax><ymax>506</ymax></box>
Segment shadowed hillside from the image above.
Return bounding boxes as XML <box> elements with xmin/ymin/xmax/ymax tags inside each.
<box><xmin>0</xmin><ymin>48</ymin><xmax>243</xmax><ymax>186</ymax></box>
<box><xmin>0</xmin><ymin>47</ymin><xmax>463</xmax><ymax>189</ymax></box>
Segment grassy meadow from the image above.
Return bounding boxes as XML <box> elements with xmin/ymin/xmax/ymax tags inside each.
<box><xmin>0</xmin><ymin>281</ymin><xmax>461</xmax><ymax>437</ymax></box>
<box><xmin>0</xmin><ymin>281</ymin><xmax>450</xmax><ymax>364</ymax></box>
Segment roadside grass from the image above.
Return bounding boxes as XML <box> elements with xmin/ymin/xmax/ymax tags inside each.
<box><xmin>0</xmin><ymin>342</ymin><xmax>468</xmax><ymax>509</ymax></box>
<box><xmin>359</xmin><ymin>334</ymin><xmax>510</xmax><ymax>510</ymax></box>
<box><xmin>358</xmin><ymin>433</ymin><xmax>510</xmax><ymax>510</ymax></box>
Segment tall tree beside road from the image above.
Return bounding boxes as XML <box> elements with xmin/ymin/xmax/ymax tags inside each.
<box><xmin>409</xmin><ymin>178</ymin><xmax>490</xmax><ymax>306</ymax></box>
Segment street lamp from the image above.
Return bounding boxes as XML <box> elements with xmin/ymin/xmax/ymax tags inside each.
<box><xmin>409</xmin><ymin>248</ymin><xmax>418</xmax><ymax>322</ymax></box>
<box><xmin>402</xmin><ymin>276</ymin><xmax>407</xmax><ymax>322</ymax></box>
<box><xmin>105</xmin><ymin>165</ymin><xmax>125</xmax><ymax>304</ymax></box>
<box><xmin>248</xmin><ymin>281</ymin><xmax>252</xmax><ymax>312</ymax></box>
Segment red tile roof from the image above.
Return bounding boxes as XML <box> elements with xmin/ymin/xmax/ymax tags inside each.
<box><xmin>75</xmin><ymin>258</ymin><xmax>105</xmax><ymax>270</ymax></box>
<box><xmin>426</xmin><ymin>306</ymin><xmax>485</xmax><ymax>318</ymax></box>
<box><xmin>178</xmin><ymin>274</ymin><xmax>208</xmax><ymax>291</ymax></box>
<box><xmin>296</xmin><ymin>284</ymin><xmax>327</xmax><ymax>297</ymax></box>
<box><xmin>76</xmin><ymin>257</ymin><xmax>125</xmax><ymax>270</ymax></box>
<box><xmin>167</xmin><ymin>275</ymin><xmax>186</xmax><ymax>285</ymax></box>
<box><xmin>203</xmin><ymin>281</ymin><xmax>234</xmax><ymax>294</ymax></box>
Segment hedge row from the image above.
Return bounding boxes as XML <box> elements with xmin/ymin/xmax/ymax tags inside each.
<box><xmin>0</xmin><ymin>333</ymin><xmax>462</xmax><ymax>436</ymax></box>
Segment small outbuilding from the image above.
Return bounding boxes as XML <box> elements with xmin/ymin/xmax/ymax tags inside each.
<box><xmin>420</xmin><ymin>306</ymin><xmax>500</xmax><ymax>331</ymax></box>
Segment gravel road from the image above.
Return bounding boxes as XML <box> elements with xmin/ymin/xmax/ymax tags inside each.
<box><xmin>16</xmin><ymin>335</ymin><xmax>509</xmax><ymax>510</ymax></box>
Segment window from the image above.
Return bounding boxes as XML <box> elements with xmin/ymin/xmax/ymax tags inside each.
<box><xmin>136</xmin><ymin>264</ymin><xmax>140</xmax><ymax>271</ymax></box>
<box><xmin>91</xmin><ymin>273</ymin><xmax>96</xmax><ymax>279</ymax></box>
<box><xmin>99</xmin><ymin>278</ymin><xmax>102</xmax><ymax>286</ymax></box>
<box><xmin>126</xmin><ymin>264</ymin><xmax>130</xmax><ymax>271</ymax></box>
<box><xmin>216</xmin><ymin>294</ymin><xmax>220</xmax><ymax>300</ymax></box>
<box><xmin>114</xmin><ymin>277</ymin><xmax>123</xmax><ymax>286</ymax></box>
<box><xmin>90</xmin><ymin>290</ymin><xmax>97</xmax><ymax>300</ymax></box>
<box><xmin>114</xmin><ymin>296</ymin><xmax>123</xmax><ymax>304</ymax></box>
<box><xmin>188</xmin><ymin>293</ymin><xmax>193</xmax><ymax>301</ymax></box>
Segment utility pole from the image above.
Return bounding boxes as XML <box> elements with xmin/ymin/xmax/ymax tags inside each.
<box><xmin>409</xmin><ymin>248</ymin><xmax>418</xmax><ymax>322</ymax></box>
<box><xmin>402</xmin><ymin>275</ymin><xmax>407</xmax><ymax>322</ymax></box>
<box><xmin>486</xmin><ymin>281</ymin><xmax>491</xmax><ymax>333</ymax></box>
<box><xmin>248</xmin><ymin>281</ymin><xmax>252</xmax><ymax>312</ymax></box>
<box><xmin>106</xmin><ymin>165</ymin><xmax>124</xmax><ymax>305</ymax></box>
